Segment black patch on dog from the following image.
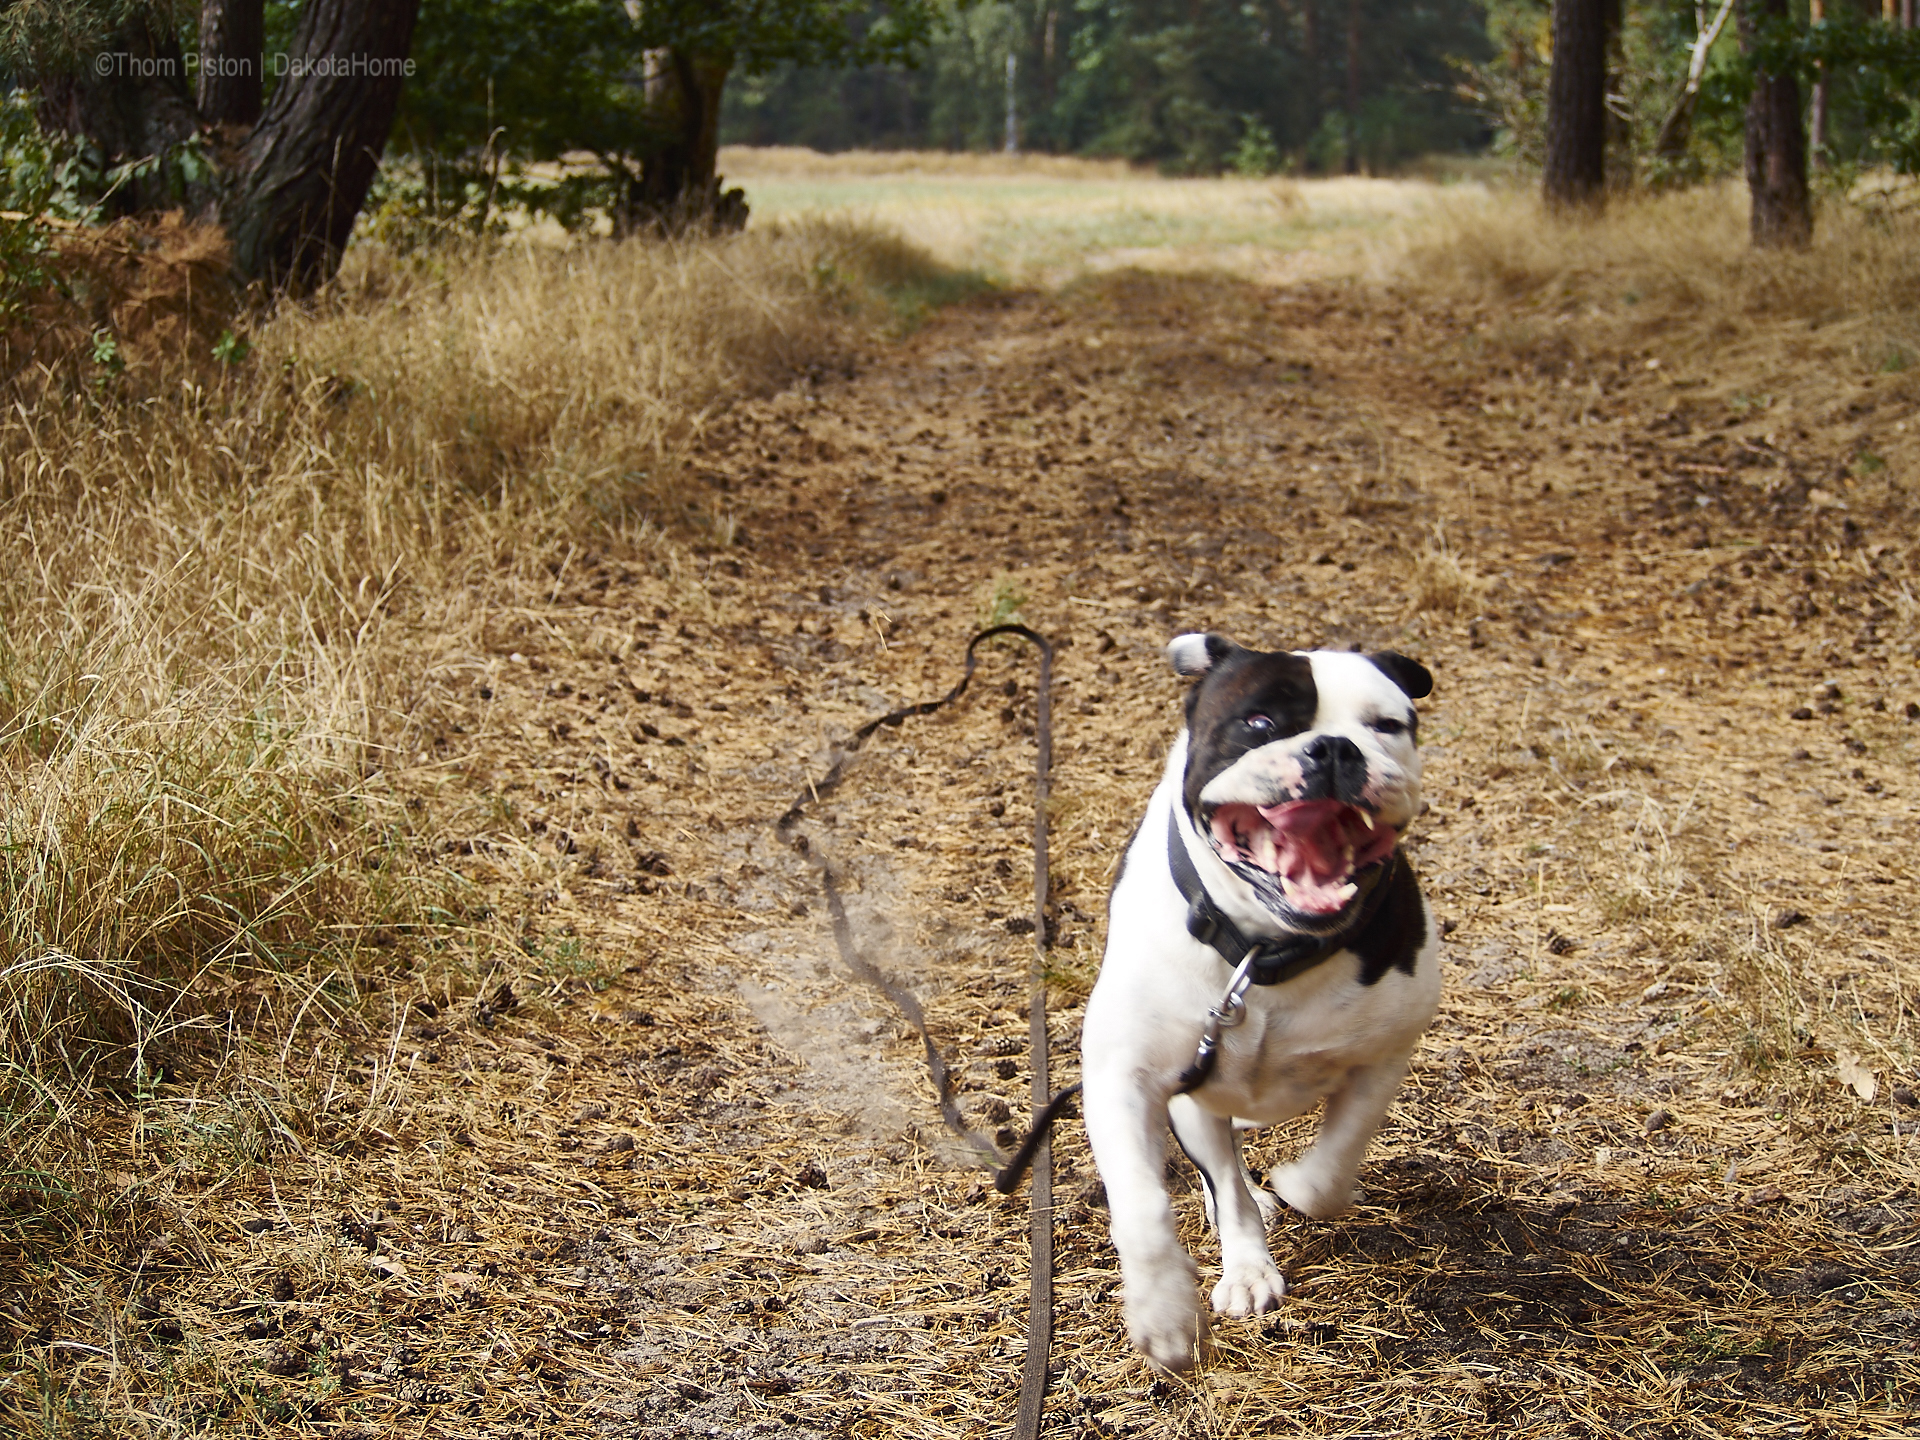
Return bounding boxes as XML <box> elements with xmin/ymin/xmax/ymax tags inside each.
<box><xmin>1349</xmin><ymin>851</ymin><xmax>1427</xmax><ymax>985</ymax></box>
<box><xmin>1181</xmin><ymin>645</ymin><xmax>1318</xmax><ymax>817</ymax></box>
<box><xmin>1367</xmin><ymin>651</ymin><xmax>1433</xmax><ymax>700</ymax></box>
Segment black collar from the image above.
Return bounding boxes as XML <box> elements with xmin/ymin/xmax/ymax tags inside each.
<box><xmin>1165</xmin><ymin>806</ymin><xmax>1393</xmax><ymax>986</ymax></box>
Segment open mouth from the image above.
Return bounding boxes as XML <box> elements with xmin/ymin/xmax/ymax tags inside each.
<box><xmin>1208</xmin><ymin>799</ymin><xmax>1398</xmax><ymax>917</ymax></box>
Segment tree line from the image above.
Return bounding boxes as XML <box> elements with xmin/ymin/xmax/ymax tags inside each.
<box><xmin>722</xmin><ymin>0</ymin><xmax>1489</xmax><ymax>176</ymax></box>
<box><xmin>1541</xmin><ymin>0</ymin><xmax>1920</xmax><ymax>245</ymax></box>
<box><xmin>2</xmin><ymin>0</ymin><xmax>1917</xmax><ymax>309</ymax></box>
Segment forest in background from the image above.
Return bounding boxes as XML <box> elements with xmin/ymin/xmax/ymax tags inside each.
<box><xmin>5</xmin><ymin>0</ymin><xmax>1917</xmax><ymax>293</ymax></box>
<box><xmin>720</xmin><ymin>0</ymin><xmax>1916</xmax><ymax>183</ymax></box>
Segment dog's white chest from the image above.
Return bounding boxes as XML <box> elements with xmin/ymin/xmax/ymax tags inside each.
<box><xmin>1189</xmin><ymin>962</ymin><xmax>1438</xmax><ymax>1124</ymax></box>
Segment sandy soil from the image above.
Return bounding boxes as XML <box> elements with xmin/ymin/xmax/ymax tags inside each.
<box><xmin>26</xmin><ymin>273</ymin><xmax>1920</xmax><ymax>1439</ymax></box>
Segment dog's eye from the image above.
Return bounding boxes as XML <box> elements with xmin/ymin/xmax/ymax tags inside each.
<box><xmin>1243</xmin><ymin>714</ymin><xmax>1274</xmax><ymax>733</ymax></box>
<box><xmin>1371</xmin><ymin>717</ymin><xmax>1408</xmax><ymax>736</ymax></box>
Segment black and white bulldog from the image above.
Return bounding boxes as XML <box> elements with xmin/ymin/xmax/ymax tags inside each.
<box><xmin>1081</xmin><ymin>634</ymin><xmax>1441</xmax><ymax>1371</ymax></box>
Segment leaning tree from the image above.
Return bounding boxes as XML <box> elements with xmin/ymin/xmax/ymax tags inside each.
<box><xmin>621</xmin><ymin>1</ymin><xmax>946</xmax><ymax>229</ymax></box>
<box><xmin>8</xmin><ymin>0</ymin><xmax>419</xmax><ymax>293</ymax></box>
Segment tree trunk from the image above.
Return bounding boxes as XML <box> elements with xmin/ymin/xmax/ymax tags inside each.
<box><xmin>1303</xmin><ymin>0</ymin><xmax>1319</xmax><ymax>103</ymax></box>
<box><xmin>1544</xmin><ymin>0</ymin><xmax>1609</xmax><ymax>207</ymax></box>
<box><xmin>1738</xmin><ymin>0</ymin><xmax>1811</xmax><ymax>248</ymax></box>
<box><xmin>621</xmin><ymin>49</ymin><xmax>747</xmax><ymax>234</ymax></box>
<box><xmin>222</xmin><ymin>0</ymin><xmax>420</xmax><ymax>292</ymax></box>
<box><xmin>1808</xmin><ymin>0</ymin><xmax>1826</xmax><ymax>167</ymax></box>
<box><xmin>198</xmin><ymin>0</ymin><xmax>264</xmax><ymax>129</ymax></box>
<box><xmin>1344</xmin><ymin>0</ymin><xmax>1360</xmax><ymax>173</ymax></box>
<box><xmin>1041</xmin><ymin>6</ymin><xmax>1058</xmax><ymax>105</ymax></box>
<box><xmin>1302</xmin><ymin>0</ymin><xmax>1321</xmax><ymax>160</ymax></box>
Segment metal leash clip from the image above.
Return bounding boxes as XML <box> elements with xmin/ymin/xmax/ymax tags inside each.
<box><xmin>1210</xmin><ymin>952</ymin><xmax>1258</xmax><ymax>1032</ymax></box>
<box><xmin>1175</xmin><ymin>952</ymin><xmax>1259</xmax><ymax>1093</ymax></box>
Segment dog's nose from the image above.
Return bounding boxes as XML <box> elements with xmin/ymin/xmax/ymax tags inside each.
<box><xmin>1299</xmin><ymin>734</ymin><xmax>1369</xmax><ymax>802</ymax></box>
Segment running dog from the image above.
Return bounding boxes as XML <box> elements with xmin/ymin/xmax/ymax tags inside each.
<box><xmin>1080</xmin><ymin>634</ymin><xmax>1440</xmax><ymax>1371</ymax></box>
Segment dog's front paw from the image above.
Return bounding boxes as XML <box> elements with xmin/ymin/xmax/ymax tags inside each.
<box><xmin>1122</xmin><ymin>1253</ymin><xmax>1205</xmax><ymax>1372</ymax></box>
<box><xmin>1211</xmin><ymin>1258</ymin><xmax>1286</xmax><ymax>1317</ymax></box>
<box><xmin>1269</xmin><ymin>1160</ymin><xmax>1358</xmax><ymax>1219</ymax></box>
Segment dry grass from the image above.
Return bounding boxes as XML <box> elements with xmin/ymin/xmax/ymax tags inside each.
<box><xmin>1399</xmin><ymin>181</ymin><xmax>1920</xmax><ymax>373</ymax></box>
<box><xmin>719</xmin><ymin>145</ymin><xmax>1147</xmax><ymax>181</ymax></box>
<box><xmin>0</xmin><ymin>218</ymin><xmax>944</xmax><ymax>1162</ymax></box>
<box><xmin>1408</xmin><ymin>525</ymin><xmax>1491</xmax><ymax>615</ymax></box>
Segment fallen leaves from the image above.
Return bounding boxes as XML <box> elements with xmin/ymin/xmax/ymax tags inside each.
<box><xmin>1836</xmin><ymin>1049</ymin><xmax>1879</xmax><ymax>1103</ymax></box>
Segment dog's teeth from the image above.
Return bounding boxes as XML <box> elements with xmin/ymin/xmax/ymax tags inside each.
<box><xmin>1359</xmin><ymin>811</ymin><xmax>1375</xmax><ymax>831</ymax></box>
<box><xmin>1336</xmin><ymin>882</ymin><xmax>1357</xmax><ymax>905</ymax></box>
<box><xmin>1252</xmin><ymin>828</ymin><xmax>1280</xmax><ymax>873</ymax></box>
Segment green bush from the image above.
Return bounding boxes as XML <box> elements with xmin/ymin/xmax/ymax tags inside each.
<box><xmin>0</xmin><ymin>92</ymin><xmax>96</xmax><ymax>330</ymax></box>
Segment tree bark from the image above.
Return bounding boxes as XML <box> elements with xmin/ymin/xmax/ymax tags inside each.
<box><xmin>1041</xmin><ymin>6</ymin><xmax>1058</xmax><ymax>104</ymax></box>
<box><xmin>619</xmin><ymin>49</ymin><xmax>747</xmax><ymax>234</ymax></box>
<box><xmin>1544</xmin><ymin>0</ymin><xmax>1609</xmax><ymax>207</ymax></box>
<box><xmin>1303</xmin><ymin>0</ymin><xmax>1319</xmax><ymax>102</ymax></box>
<box><xmin>1808</xmin><ymin>0</ymin><xmax>1826</xmax><ymax>167</ymax></box>
<box><xmin>1737</xmin><ymin>0</ymin><xmax>1811</xmax><ymax>248</ymax></box>
<box><xmin>222</xmin><ymin>0</ymin><xmax>420</xmax><ymax>292</ymax></box>
<box><xmin>1344</xmin><ymin>0</ymin><xmax>1360</xmax><ymax>173</ymax></box>
<box><xmin>198</xmin><ymin>0</ymin><xmax>264</xmax><ymax>129</ymax></box>
<box><xmin>1301</xmin><ymin>0</ymin><xmax>1321</xmax><ymax>160</ymax></box>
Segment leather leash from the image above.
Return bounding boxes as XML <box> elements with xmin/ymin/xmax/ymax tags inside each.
<box><xmin>776</xmin><ymin>623</ymin><xmax>1071</xmax><ymax>1440</ymax></box>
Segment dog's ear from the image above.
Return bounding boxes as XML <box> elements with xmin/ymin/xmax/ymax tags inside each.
<box><xmin>1367</xmin><ymin>651</ymin><xmax>1433</xmax><ymax>700</ymax></box>
<box><xmin>1167</xmin><ymin>633</ymin><xmax>1233</xmax><ymax>677</ymax></box>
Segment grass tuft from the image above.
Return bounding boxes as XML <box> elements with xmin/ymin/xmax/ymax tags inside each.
<box><xmin>1408</xmin><ymin>525</ymin><xmax>1489</xmax><ymax>614</ymax></box>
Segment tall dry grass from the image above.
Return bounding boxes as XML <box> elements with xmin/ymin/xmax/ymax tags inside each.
<box><xmin>1399</xmin><ymin>181</ymin><xmax>1920</xmax><ymax>367</ymax></box>
<box><xmin>0</xmin><ymin>218</ymin><xmax>942</xmax><ymax>1104</ymax></box>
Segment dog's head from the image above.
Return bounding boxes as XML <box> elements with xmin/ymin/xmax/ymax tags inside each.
<box><xmin>1167</xmin><ymin>633</ymin><xmax>1430</xmax><ymax>931</ymax></box>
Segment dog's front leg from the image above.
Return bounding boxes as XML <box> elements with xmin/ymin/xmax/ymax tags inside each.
<box><xmin>1082</xmin><ymin>1067</ymin><xmax>1203</xmax><ymax>1371</ymax></box>
<box><xmin>1269</xmin><ymin>1054</ymin><xmax>1412</xmax><ymax>1219</ymax></box>
<box><xmin>1168</xmin><ymin>1095</ymin><xmax>1286</xmax><ymax>1318</ymax></box>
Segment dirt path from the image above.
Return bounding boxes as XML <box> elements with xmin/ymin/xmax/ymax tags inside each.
<box><xmin>78</xmin><ymin>277</ymin><xmax>1920</xmax><ymax>1438</ymax></box>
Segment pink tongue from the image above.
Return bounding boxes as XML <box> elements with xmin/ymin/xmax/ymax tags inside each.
<box><xmin>1210</xmin><ymin>800</ymin><xmax>1394</xmax><ymax>915</ymax></box>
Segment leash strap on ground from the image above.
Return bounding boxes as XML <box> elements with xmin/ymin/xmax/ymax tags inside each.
<box><xmin>776</xmin><ymin>623</ymin><xmax>1067</xmax><ymax>1440</ymax></box>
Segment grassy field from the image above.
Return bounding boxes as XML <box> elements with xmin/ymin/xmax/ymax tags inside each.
<box><xmin>720</xmin><ymin>145</ymin><xmax>1489</xmax><ymax>287</ymax></box>
<box><xmin>3</xmin><ymin>155</ymin><xmax>1918</xmax><ymax>1438</ymax></box>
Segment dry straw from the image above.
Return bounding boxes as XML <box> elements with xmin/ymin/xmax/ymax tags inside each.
<box><xmin>1</xmin><ymin>216</ymin><xmax>934</xmax><ymax>1096</ymax></box>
